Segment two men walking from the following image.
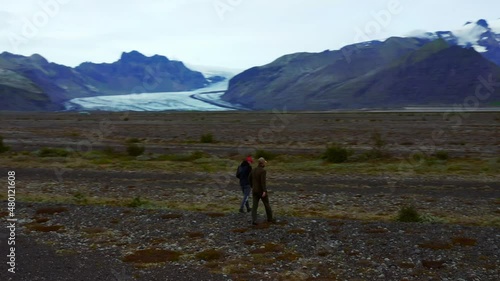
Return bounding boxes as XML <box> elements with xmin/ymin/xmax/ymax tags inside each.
<box><xmin>237</xmin><ymin>156</ymin><xmax>274</xmax><ymax>225</ymax></box>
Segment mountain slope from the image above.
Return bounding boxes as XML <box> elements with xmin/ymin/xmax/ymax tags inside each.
<box><xmin>222</xmin><ymin>38</ymin><xmax>500</xmax><ymax>110</ymax></box>
<box><xmin>0</xmin><ymin>68</ymin><xmax>57</xmax><ymax>111</ymax></box>
<box><xmin>0</xmin><ymin>51</ymin><xmax>210</xmax><ymax>111</ymax></box>
<box><xmin>221</xmin><ymin>37</ymin><xmax>431</xmax><ymax>109</ymax></box>
<box><xmin>325</xmin><ymin>41</ymin><xmax>500</xmax><ymax>109</ymax></box>
<box><xmin>75</xmin><ymin>51</ymin><xmax>208</xmax><ymax>94</ymax></box>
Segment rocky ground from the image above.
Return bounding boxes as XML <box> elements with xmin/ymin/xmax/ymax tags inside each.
<box><xmin>0</xmin><ymin>168</ymin><xmax>499</xmax><ymax>281</ymax></box>
<box><xmin>0</xmin><ymin>111</ymin><xmax>498</xmax><ymax>280</ymax></box>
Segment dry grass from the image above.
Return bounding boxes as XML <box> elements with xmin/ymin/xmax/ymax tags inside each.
<box><xmin>276</xmin><ymin>252</ymin><xmax>302</xmax><ymax>262</ymax></box>
<box><xmin>231</xmin><ymin>228</ymin><xmax>249</xmax><ymax>233</ymax></box>
<box><xmin>195</xmin><ymin>249</ymin><xmax>225</xmax><ymax>261</ymax></box>
<box><xmin>287</xmin><ymin>228</ymin><xmax>307</xmax><ymax>234</ymax></box>
<box><xmin>26</xmin><ymin>223</ymin><xmax>65</xmax><ymax>232</ymax></box>
<box><xmin>34</xmin><ymin>217</ymin><xmax>50</xmax><ymax>223</ymax></box>
<box><xmin>421</xmin><ymin>260</ymin><xmax>446</xmax><ymax>269</ymax></box>
<box><xmin>452</xmin><ymin>237</ymin><xmax>477</xmax><ymax>246</ymax></box>
<box><xmin>206</xmin><ymin>212</ymin><xmax>226</xmax><ymax>218</ymax></box>
<box><xmin>418</xmin><ymin>241</ymin><xmax>453</xmax><ymax>250</ymax></box>
<box><xmin>122</xmin><ymin>249</ymin><xmax>182</xmax><ymax>263</ymax></box>
<box><xmin>244</xmin><ymin>239</ymin><xmax>258</xmax><ymax>246</ymax></box>
<box><xmin>186</xmin><ymin>231</ymin><xmax>205</xmax><ymax>239</ymax></box>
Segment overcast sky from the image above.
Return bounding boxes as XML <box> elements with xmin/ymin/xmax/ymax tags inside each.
<box><xmin>0</xmin><ymin>0</ymin><xmax>499</xmax><ymax>70</ymax></box>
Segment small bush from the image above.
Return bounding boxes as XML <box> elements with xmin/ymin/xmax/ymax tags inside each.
<box><xmin>0</xmin><ymin>136</ymin><xmax>10</xmax><ymax>153</ymax></box>
<box><xmin>255</xmin><ymin>149</ymin><xmax>278</xmax><ymax>161</ymax></box>
<box><xmin>200</xmin><ymin>133</ymin><xmax>215</xmax><ymax>143</ymax></box>
<box><xmin>396</xmin><ymin>205</ymin><xmax>421</xmax><ymax>222</ymax></box>
<box><xmin>38</xmin><ymin>147</ymin><xmax>70</xmax><ymax>157</ymax></box>
<box><xmin>126</xmin><ymin>143</ymin><xmax>145</xmax><ymax>156</ymax></box>
<box><xmin>128</xmin><ymin>197</ymin><xmax>149</xmax><ymax>208</ymax></box>
<box><xmin>370</xmin><ymin>130</ymin><xmax>386</xmax><ymax>151</ymax></box>
<box><xmin>434</xmin><ymin>150</ymin><xmax>449</xmax><ymax>160</ymax></box>
<box><xmin>322</xmin><ymin>144</ymin><xmax>351</xmax><ymax>163</ymax></box>
<box><xmin>126</xmin><ymin>137</ymin><xmax>141</xmax><ymax>143</ymax></box>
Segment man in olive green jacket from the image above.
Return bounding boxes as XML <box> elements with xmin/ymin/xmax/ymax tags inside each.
<box><xmin>249</xmin><ymin>157</ymin><xmax>274</xmax><ymax>225</ymax></box>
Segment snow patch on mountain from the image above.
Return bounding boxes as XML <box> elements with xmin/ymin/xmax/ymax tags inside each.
<box><xmin>453</xmin><ymin>22</ymin><xmax>488</xmax><ymax>47</ymax></box>
<box><xmin>489</xmin><ymin>18</ymin><xmax>500</xmax><ymax>33</ymax></box>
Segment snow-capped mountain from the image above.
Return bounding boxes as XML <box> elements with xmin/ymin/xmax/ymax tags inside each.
<box><xmin>416</xmin><ymin>19</ymin><xmax>500</xmax><ymax>65</ymax></box>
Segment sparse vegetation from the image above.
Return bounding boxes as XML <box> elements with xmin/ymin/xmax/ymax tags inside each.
<box><xmin>254</xmin><ymin>149</ymin><xmax>278</xmax><ymax>161</ymax></box>
<box><xmin>37</xmin><ymin>147</ymin><xmax>70</xmax><ymax>157</ymax></box>
<box><xmin>200</xmin><ymin>133</ymin><xmax>215</xmax><ymax>143</ymax></box>
<box><xmin>73</xmin><ymin>191</ymin><xmax>88</xmax><ymax>204</ymax></box>
<box><xmin>158</xmin><ymin>151</ymin><xmax>207</xmax><ymax>162</ymax></box>
<box><xmin>0</xmin><ymin>136</ymin><xmax>10</xmax><ymax>153</ymax></box>
<box><xmin>360</xmin><ymin>130</ymin><xmax>390</xmax><ymax>160</ymax></box>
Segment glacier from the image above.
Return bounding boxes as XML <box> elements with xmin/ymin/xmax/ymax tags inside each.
<box><xmin>64</xmin><ymin>67</ymin><xmax>244</xmax><ymax>112</ymax></box>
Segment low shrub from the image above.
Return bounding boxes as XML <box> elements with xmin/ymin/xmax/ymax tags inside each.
<box><xmin>434</xmin><ymin>150</ymin><xmax>449</xmax><ymax>160</ymax></box>
<box><xmin>322</xmin><ymin>144</ymin><xmax>352</xmax><ymax>163</ymax></box>
<box><xmin>127</xmin><ymin>197</ymin><xmax>149</xmax><ymax>208</ymax></box>
<box><xmin>0</xmin><ymin>136</ymin><xmax>10</xmax><ymax>153</ymax></box>
<box><xmin>254</xmin><ymin>149</ymin><xmax>278</xmax><ymax>161</ymax></box>
<box><xmin>200</xmin><ymin>133</ymin><xmax>215</xmax><ymax>143</ymax></box>
<box><xmin>126</xmin><ymin>137</ymin><xmax>141</xmax><ymax>143</ymax></box>
<box><xmin>126</xmin><ymin>143</ymin><xmax>145</xmax><ymax>156</ymax></box>
<box><xmin>37</xmin><ymin>147</ymin><xmax>70</xmax><ymax>157</ymax></box>
<box><xmin>396</xmin><ymin>205</ymin><xmax>421</xmax><ymax>222</ymax></box>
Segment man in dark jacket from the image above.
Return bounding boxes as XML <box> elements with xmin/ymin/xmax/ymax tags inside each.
<box><xmin>249</xmin><ymin>157</ymin><xmax>273</xmax><ymax>225</ymax></box>
<box><xmin>237</xmin><ymin>155</ymin><xmax>253</xmax><ymax>213</ymax></box>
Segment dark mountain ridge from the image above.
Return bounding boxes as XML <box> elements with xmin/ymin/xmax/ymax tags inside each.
<box><xmin>0</xmin><ymin>51</ymin><xmax>209</xmax><ymax>111</ymax></box>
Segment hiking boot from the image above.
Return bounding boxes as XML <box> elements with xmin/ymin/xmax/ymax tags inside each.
<box><xmin>239</xmin><ymin>209</ymin><xmax>245</xmax><ymax>213</ymax></box>
<box><xmin>267</xmin><ymin>218</ymin><xmax>276</xmax><ymax>223</ymax></box>
<box><xmin>252</xmin><ymin>221</ymin><xmax>258</xmax><ymax>225</ymax></box>
<box><xmin>247</xmin><ymin>208</ymin><xmax>252</xmax><ymax>213</ymax></box>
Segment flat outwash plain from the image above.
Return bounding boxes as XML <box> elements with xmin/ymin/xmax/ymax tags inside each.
<box><xmin>0</xmin><ymin>111</ymin><xmax>499</xmax><ymax>281</ymax></box>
